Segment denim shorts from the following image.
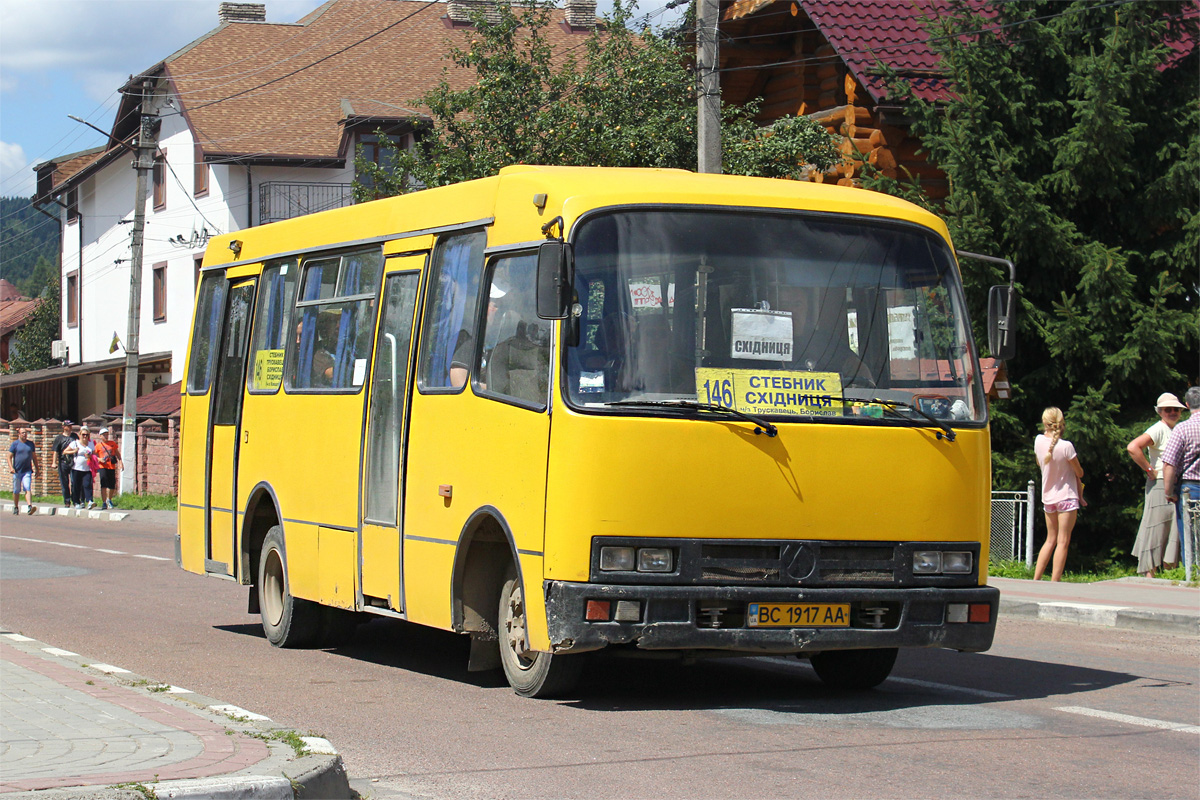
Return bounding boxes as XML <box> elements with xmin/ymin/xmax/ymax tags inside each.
<box><xmin>12</xmin><ymin>471</ymin><xmax>31</xmax><ymax>494</ymax></box>
<box><xmin>1044</xmin><ymin>498</ymin><xmax>1080</xmax><ymax>513</ymax></box>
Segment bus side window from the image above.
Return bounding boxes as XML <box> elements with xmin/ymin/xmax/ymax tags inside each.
<box><xmin>247</xmin><ymin>260</ymin><xmax>297</xmax><ymax>393</ymax></box>
<box><xmin>186</xmin><ymin>272</ymin><xmax>228</xmax><ymax>395</ymax></box>
<box><xmin>477</xmin><ymin>253</ymin><xmax>549</xmax><ymax>408</ymax></box>
<box><xmin>417</xmin><ymin>230</ymin><xmax>487</xmax><ymax>391</ymax></box>
<box><xmin>286</xmin><ymin>250</ymin><xmax>381</xmax><ymax>392</ymax></box>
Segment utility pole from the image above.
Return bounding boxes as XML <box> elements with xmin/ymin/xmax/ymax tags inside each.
<box><xmin>119</xmin><ymin>78</ymin><xmax>156</xmax><ymax>496</ymax></box>
<box><xmin>696</xmin><ymin>0</ymin><xmax>721</xmax><ymax>174</ymax></box>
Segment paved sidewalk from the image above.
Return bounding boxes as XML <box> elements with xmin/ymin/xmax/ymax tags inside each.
<box><xmin>993</xmin><ymin>575</ymin><xmax>1200</xmax><ymax>636</ymax></box>
<box><xmin>0</xmin><ymin>631</ymin><xmax>353</xmax><ymax>800</ymax></box>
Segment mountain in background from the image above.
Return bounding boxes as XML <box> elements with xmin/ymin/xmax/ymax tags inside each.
<box><xmin>1</xmin><ymin>197</ymin><xmax>60</xmax><ymax>298</ymax></box>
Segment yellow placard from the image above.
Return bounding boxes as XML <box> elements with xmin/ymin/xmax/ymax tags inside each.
<box><xmin>253</xmin><ymin>348</ymin><xmax>285</xmax><ymax>390</ymax></box>
<box><xmin>695</xmin><ymin>368</ymin><xmax>843</xmax><ymax>417</ymax></box>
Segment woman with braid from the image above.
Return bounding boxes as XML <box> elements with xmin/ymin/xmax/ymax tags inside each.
<box><xmin>1033</xmin><ymin>407</ymin><xmax>1085</xmax><ymax>581</ymax></box>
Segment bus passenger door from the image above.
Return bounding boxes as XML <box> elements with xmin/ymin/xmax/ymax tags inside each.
<box><xmin>360</xmin><ymin>259</ymin><xmax>423</xmax><ymax>611</ymax></box>
<box><xmin>206</xmin><ymin>278</ymin><xmax>256</xmax><ymax>577</ymax></box>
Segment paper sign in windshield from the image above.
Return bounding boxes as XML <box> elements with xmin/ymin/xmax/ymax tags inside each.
<box><xmin>253</xmin><ymin>349</ymin><xmax>285</xmax><ymax>390</ymax></box>
<box><xmin>627</xmin><ymin>279</ymin><xmax>675</xmax><ymax>310</ymax></box>
<box><xmin>730</xmin><ymin>309</ymin><xmax>793</xmax><ymax>361</ymax></box>
<box><xmin>696</xmin><ymin>368</ymin><xmax>843</xmax><ymax>417</ymax></box>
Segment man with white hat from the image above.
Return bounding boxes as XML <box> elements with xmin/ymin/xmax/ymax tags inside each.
<box><xmin>1164</xmin><ymin>387</ymin><xmax>1200</xmax><ymax>568</ymax></box>
<box><xmin>1126</xmin><ymin>392</ymin><xmax>1187</xmax><ymax>576</ymax></box>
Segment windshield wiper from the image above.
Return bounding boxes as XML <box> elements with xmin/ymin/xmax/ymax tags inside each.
<box><xmin>858</xmin><ymin>398</ymin><xmax>956</xmax><ymax>442</ymax></box>
<box><xmin>605</xmin><ymin>400</ymin><xmax>778</xmax><ymax>437</ymax></box>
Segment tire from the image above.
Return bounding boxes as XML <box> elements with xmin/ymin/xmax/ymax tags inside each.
<box><xmin>809</xmin><ymin>647</ymin><xmax>898</xmax><ymax>690</ymax></box>
<box><xmin>498</xmin><ymin>565</ymin><xmax>582</xmax><ymax>698</ymax></box>
<box><xmin>257</xmin><ymin>525</ymin><xmax>323</xmax><ymax>648</ymax></box>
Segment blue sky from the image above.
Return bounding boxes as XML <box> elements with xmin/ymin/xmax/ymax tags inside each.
<box><xmin>0</xmin><ymin>0</ymin><xmax>661</xmax><ymax>199</ymax></box>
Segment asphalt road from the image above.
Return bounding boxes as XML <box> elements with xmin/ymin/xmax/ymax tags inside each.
<box><xmin>2</xmin><ymin>514</ymin><xmax>1197</xmax><ymax>800</ymax></box>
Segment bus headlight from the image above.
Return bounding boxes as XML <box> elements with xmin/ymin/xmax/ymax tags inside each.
<box><xmin>600</xmin><ymin>546</ymin><xmax>636</xmax><ymax>571</ymax></box>
<box><xmin>942</xmin><ymin>551</ymin><xmax>973</xmax><ymax>574</ymax></box>
<box><xmin>912</xmin><ymin>551</ymin><xmax>942</xmax><ymax>574</ymax></box>
<box><xmin>637</xmin><ymin>548</ymin><xmax>673</xmax><ymax>573</ymax></box>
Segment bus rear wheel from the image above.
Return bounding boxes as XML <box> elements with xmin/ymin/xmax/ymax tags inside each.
<box><xmin>258</xmin><ymin>525</ymin><xmax>322</xmax><ymax>648</ymax></box>
<box><xmin>498</xmin><ymin>566</ymin><xmax>582</xmax><ymax>698</ymax></box>
<box><xmin>809</xmin><ymin>647</ymin><xmax>898</xmax><ymax>690</ymax></box>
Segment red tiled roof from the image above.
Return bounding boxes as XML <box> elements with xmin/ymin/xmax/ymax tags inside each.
<box><xmin>105</xmin><ymin>380</ymin><xmax>182</xmax><ymax>418</ymax></box>
<box><xmin>0</xmin><ymin>298</ymin><xmax>40</xmax><ymax>337</ymax></box>
<box><xmin>798</xmin><ymin>0</ymin><xmax>961</xmax><ymax>104</ymax></box>
<box><xmin>0</xmin><ymin>279</ymin><xmax>23</xmax><ymax>302</ymax></box>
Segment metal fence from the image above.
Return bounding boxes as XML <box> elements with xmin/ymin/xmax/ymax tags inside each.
<box><xmin>991</xmin><ymin>481</ymin><xmax>1036</xmax><ymax>565</ymax></box>
<box><xmin>259</xmin><ymin>182</ymin><xmax>353</xmax><ymax>225</ymax></box>
<box><xmin>1182</xmin><ymin>487</ymin><xmax>1199</xmax><ymax>582</ymax></box>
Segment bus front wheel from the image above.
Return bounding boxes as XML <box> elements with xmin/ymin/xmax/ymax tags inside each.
<box><xmin>498</xmin><ymin>566</ymin><xmax>582</xmax><ymax>698</ymax></box>
<box><xmin>809</xmin><ymin>647</ymin><xmax>898</xmax><ymax>690</ymax></box>
<box><xmin>258</xmin><ymin>526</ymin><xmax>322</xmax><ymax>648</ymax></box>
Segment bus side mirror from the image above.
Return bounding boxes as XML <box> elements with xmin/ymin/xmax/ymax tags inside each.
<box><xmin>537</xmin><ymin>241</ymin><xmax>574</xmax><ymax>320</ymax></box>
<box><xmin>987</xmin><ymin>284</ymin><xmax>1017</xmax><ymax>361</ymax></box>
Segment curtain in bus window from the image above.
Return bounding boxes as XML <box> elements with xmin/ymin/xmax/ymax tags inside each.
<box><xmin>295</xmin><ymin>263</ymin><xmax>324</xmax><ymax>389</ymax></box>
<box><xmin>332</xmin><ymin>257</ymin><xmax>363</xmax><ymax>387</ymax></box>
<box><xmin>420</xmin><ymin>231</ymin><xmax>486</xmax><ymax>389</ymax></box>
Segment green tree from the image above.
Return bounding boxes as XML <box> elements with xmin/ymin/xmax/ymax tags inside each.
<box><xmin>354</xmin><ymin>0</ymin><xmax>839</xmax><ymax>198</ymax></box>
<box><xmin>6</xmin><ymin>277</ymin><xmax>61</xmax><ymax>374</ymax></box>
<box><xmin>0</xmin><ymin>197</ymin><xmax>60</xmax><ymax>296</ymax></box>
<box><xmin>869</xmin><ymin>1</ymin><xmax>1198</xmax><ymax>564</ymax></box>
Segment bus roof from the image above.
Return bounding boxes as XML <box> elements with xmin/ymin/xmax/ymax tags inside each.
<box><xmin>203</xmin><ymin>166</ymin><xmax>951</xmax><ymax>271</ymax></box>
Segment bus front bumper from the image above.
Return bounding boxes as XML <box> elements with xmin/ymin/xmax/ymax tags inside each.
<box><xmin>543</xmin><ymin>581</ymin><xmax>999</xmax><ymax>655</ymax></box>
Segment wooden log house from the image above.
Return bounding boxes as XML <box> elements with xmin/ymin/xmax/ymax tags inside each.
<box><xmin>719</xmin><ymin>0</ymin><xmax>953</xmax><ymax>197</ymax></box>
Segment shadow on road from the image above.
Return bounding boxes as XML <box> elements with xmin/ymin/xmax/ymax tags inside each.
<box><xmin>217</xmin><ymin>616</ymin><xmax>1153</xmax><ymax>712</ymax></box>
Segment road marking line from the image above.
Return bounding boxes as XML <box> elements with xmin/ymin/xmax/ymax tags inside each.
<box><xmin>210</xmin><ymin>704</ymin><xmax>272</xmax><ymax>722</ymax></box>
<box><xmin>133</xmin><ymin>554</ymin><xmax>170</xmax><ymax>561</ymax></box>
<box><xmin>2</xmin><ymin>534</ymin><xmax>165</xmax><ymax>562</ymax></box>
<box><xmin>95</xmin><ymin>549</ymin><xmax>126</xmax><ymax>555</ymax></box>
<box><xmin>889</xmin><ymin>676</ymin><xmax>1014</xmax><ymax>700</ymax></box>
<box><xmin>1055</xmin><ymin>706</ymin><xmax>1200</xmax><ymax>734</ymax></box>
<box><xmin>89</xmin><ymin>663</ymin><xmax>131</xmax><ymax>674</ymax></box>
<box><xmin>43</xmin><ymin>647</ymin><xmax>78</xmax><ymax>657</ymax></box>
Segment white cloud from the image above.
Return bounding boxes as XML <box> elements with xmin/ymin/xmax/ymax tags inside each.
<box><xmin>0</xmin><ymin>140</ymin><xmax>35</xmax><ymax>197</ymax></box>
<box><xmin>0</xmin><ymin>0</ymin><xmax>328</xmax><ymax>75</ymax></box>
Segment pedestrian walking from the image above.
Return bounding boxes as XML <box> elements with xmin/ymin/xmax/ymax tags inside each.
<box><xmin>1163</xmin><ymin>386</ymin><xmax>1200</xmax><ymax>567</ymax></box>
<box><xmin>63</xmin><ymin>426</ymin><xmax>97</xmax><ymax>509</ymax></box>
<box><xmin>51</xmin><ymin>421</ymin><xmax>77</xmax><ymax>507</ymax></box>
<box><xmin>95</xmin><ymin>428</ymin><xmax>123</xmax><ymax>510</ymax></box>
<box><xmin>1127</xmin><ymin>393</ymin><xmax>1185</xmax><ymax>577</ymax></box>
<box><xmin>1033</xmin><ymin>407</ymin><xmax>1085</xmax><ymax>582</ymax></box>
<box><xmin>8</xmin><ymin>426</ymin><xmax>39</xmax><ymax>515</ymax></box>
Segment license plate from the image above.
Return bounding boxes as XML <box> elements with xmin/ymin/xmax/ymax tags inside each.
<box><xmin>746</xmin><ymin>603</ymin><xmax>850</xmax><ymax>628</ymax></box>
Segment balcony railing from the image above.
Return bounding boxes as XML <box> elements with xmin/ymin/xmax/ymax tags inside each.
<box><xmin>259</xmin><ymin>182</ymin><xmax>354</xmax><ymax>225</ymax></box>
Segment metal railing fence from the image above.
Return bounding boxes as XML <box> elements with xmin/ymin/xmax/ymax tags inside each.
<box><xmin>1182</xmin><ymin>487</ymin><xmax>1199</xmax><ymax>582</ymax></box>
<box><xmin>259</xmin><ymin>182</ymin><xmax>354</xmax><ymax>225</ymax></box>
<box><xmin>991</xmin><ymin>480</ymin><xmax>1036</xmax><ymax>565</ymax></box>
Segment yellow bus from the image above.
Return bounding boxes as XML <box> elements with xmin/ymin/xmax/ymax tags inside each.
<box><xmin>178</xmin><ymin>165</ymin><xmax>1015</xmax><ymax>697</ymax></box>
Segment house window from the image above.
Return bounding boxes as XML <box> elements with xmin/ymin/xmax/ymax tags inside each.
<box><xmin>153</xmin><ymin>149</ymin><xmax>166</xmax><ymax>210</ymax></box>
<box><xmin>66</xmin><ymin>188</ymin><xmax>79</xmax><ymax>224</ymax></box>
<box><xmin>152</xmin><ymin>262</ymin><xmax>168</xmax><ymax>322</ymax></box>
<box><xmin>355</xmin><ymin>132</ymin><xmax>410</xmax><ymax>199</ymax></box>
<box><xmin>194</xmin><ymin>142</ymin><xmax>208</xmax><ymax>197</ymax></box>
<box><xmin>66</xmin><ymin>271</ymin><xmax>79</xmax><ymax>328</ymax></box>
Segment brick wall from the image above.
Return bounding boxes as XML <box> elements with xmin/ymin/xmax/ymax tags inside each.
<box><xmin>0</xmin><ymin>415</ymin><xmax>180</xmax><ymax>499</ymax></box>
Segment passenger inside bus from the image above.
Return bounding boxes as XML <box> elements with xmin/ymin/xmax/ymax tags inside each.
<box><xmin>311</xmin><ymin>312</ymin><xmax>340</xmax><ymax>387</ymax></box>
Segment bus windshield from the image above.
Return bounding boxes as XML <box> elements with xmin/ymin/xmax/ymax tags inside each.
<box><xmin>565</xmin><ymin>208</ymin><xmax>986</xmax><ymax>424</ymax></box>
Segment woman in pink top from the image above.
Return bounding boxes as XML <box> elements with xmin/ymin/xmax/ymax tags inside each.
<box><xmin>1033</xmin><ymin>407</ymin><xmax>1085</xmax><ymax>581</ymax></box>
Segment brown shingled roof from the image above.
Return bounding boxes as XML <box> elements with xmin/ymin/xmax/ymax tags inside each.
<box><xmin>167</xmin><ymin>0</ymin><xmax>590</xmax><ymax>163</ymax></box>
<box><xmin>39</xmin><ymin>1</ymin><xmax>593</xmax><ymax>195</ymax></box>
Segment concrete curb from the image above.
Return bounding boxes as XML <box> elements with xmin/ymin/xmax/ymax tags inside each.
<box><xmin>2</xmin><ymin>502</ymin><xmax>129</xmax><ymax>521</ymax></box>
<box><xmin>998</xmin><ymin>595</ymin><xmax>1200</xmax><ymax>637</ymax></box>
<box><xmin>0</xmin><ymin>633</ymin><xmax>353</xmax><ymax>800</ymax></box>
